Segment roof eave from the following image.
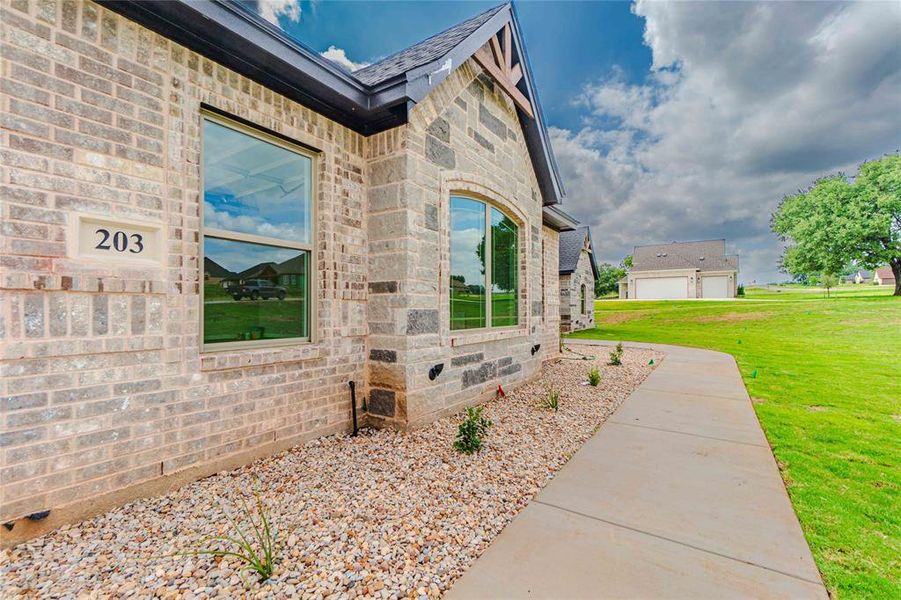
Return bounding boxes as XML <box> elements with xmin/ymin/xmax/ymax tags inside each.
<box><xmin>100</xmin><ymin>1</ymin><xmax>567</xmax><ymax>203</ymax></box>
<box><xmin>543</xmin><ymin>205</ymin><xmax>579</xmax><ymax>232</ymax></box>
<box><xmin>584</xmin><ymin>227</ymin><xmax>600</xmax><ymax>279</ymax></box>
<box><xmin>100</xmin><ymin>0</ymin><xmax>410</xmax><ymax>134</ymax></box>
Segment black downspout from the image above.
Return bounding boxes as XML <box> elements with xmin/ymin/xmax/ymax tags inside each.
<box><xmin>348</xmin><ymin>381</ymin><xmax>359</xmax><ymax>436</ymax></box>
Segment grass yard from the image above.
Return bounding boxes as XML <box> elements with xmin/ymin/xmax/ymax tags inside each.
<box><xmin>203</xmin><ymin>283</ymin><xmax>307</xmax><ymax>343</ymax></box>
<box><xmin>568</xmin><ymin>286</ymin><xmax>900</xmax><ymax>599</ymax></box>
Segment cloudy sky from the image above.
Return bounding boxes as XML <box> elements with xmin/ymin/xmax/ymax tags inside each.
<box><xmin>245</xmin><ymin>0</ymin><xmax>901</xmax><ymax>283</ymax></box>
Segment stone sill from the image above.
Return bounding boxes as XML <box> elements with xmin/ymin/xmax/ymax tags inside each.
<box><xmin>450</xmin><ymin>327</ymin><xmax>528</xmax><ymax>347</ymax></box>
<box><xmin>200</xmin><ymin>343</ymin><xmax>321</xmax><ymax>371</ymax></box>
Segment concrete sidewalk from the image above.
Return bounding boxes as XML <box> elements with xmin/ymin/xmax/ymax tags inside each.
<box><xmin>448</xmin><ymin>341</ymin><xmax>827</xmax><ymax>599</ymax></box>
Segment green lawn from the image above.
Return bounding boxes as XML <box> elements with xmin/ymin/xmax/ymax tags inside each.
<box><xmin>203</xmin><ymin>283</ymin><xmax>307</xmax><ymax>343</ymax></box>
<box><xmin>569</xmin><ymin>286</ymin><xmax>900</xmax><ymax>598</ymax></box>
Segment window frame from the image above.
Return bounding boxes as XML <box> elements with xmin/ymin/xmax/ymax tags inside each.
<box><xmin>581</xmin><ymin>283</ymin><xmax>587</xmax><ymax>315</ymax></box>
<box><xmin>199</xmin><ymin>109</ymin><xmax>318</xmax><ymax>353</ymax></box>
<box><xmin>449</xmin><ymin>195</ymin><xmax>521</xmax><ymax>332</ymax></box>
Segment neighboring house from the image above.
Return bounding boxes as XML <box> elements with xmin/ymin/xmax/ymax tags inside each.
<box><xmin>203</xmin><ymin>257</ymin><xmax>233</xmax><ymax>284</ymax></box>
<box><xmin>619</xmin><ymin>240</ymin><xmax>739</xmax><ymax>299</ymax></box>
<box><xmin>274</xmin><ymin>254</ymin><xmax>308</xmax><ymax>289</ymax></box>
<box><xmin>844</xmin><ymin>269</ymin><xmax>872</xmax><ymax>284</ymax></box>
<box><xmin>559</xmin><ymin>227</ymin><xmax>598</xmax><ymax>332</ymax></box>
<box><xmin>224</xmin><ymin>262</ymin><xmax>279</xmax><ymax>285</ymax></box>
<box><xmin>0</xmin><ymin>1</ymin><xmax>579</xmax><ymax>541</ymax></box>
<box><xmin>874</xmin><ymin>267</ymin><xmax>897</xmax><ymax>287</ymax></box>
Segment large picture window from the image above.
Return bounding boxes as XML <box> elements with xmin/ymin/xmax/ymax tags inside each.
<box><xmin>201</xmin><ymin>113</ymin><xmax>313</xmax><ymax>348</ymax></box>
<box><xmin>450</xmin><ymin>196</ymin><xmax>519</xmax><ymax>330</ymax></box>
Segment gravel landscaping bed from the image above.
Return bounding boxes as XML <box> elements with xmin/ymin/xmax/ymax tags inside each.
<box><xmin>3</xmin><ymin>345</ymin><xmax>662</xmax><ymax>599</ymax></box>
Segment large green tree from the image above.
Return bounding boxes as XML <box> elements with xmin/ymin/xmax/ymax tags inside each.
<box><xmin>594</xmin><ymin>255</ymin><xmax>633</xmax><ymax>297</ymax></box>
<box><xmin>772</xmin><ymin>154</ymin><xmax>901</xmax><ymax>295</ymax></box>
<box><xmin>595</xmin><ymin>263</ymin><xmax>624</xmax><ymax>297</ymax></box>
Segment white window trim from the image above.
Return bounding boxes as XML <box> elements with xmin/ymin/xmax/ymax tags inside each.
<box><xmin>199</xmin><ymin>109</ymin><xmax>318</xmax><ymax>353</ymax></box>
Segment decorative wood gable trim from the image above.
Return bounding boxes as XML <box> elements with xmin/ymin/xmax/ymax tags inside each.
<box><xmin>473</xmin><ymin>24</ymin><xmax>535</xmax><ymax>119</ymax></box>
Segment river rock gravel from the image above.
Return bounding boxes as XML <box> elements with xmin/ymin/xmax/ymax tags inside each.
<box><xmin>2</xmin><ymin>344</ymin><xmax>661</xmax><ymax>599</ymax></box>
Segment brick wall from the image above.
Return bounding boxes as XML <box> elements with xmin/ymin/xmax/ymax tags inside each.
<box><xmin>0</xmin><ymin>0</ymin><xmax>564</xmax><ymax>540</ymax></box>
<box><xmin>364</xmin><ymin>61</ymin><xmax>561</xmax><ymax>427</ymax></box>
<box><xmin>0</xmin><ymin>0</ymin><xmax>367</xmax><ymax>531</ymax></box>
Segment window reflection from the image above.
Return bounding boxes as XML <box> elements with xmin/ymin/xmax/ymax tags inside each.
<box><xmin>491</xmin><ymin>208</ymin><xmax>518</xmax><ymax>327</ymax></box>
<box><xmin>449</xmin><ymin>197</ymin><xmax>519</xmax><ymax>331</ymax></box>
<box><xmin>450</xmin><ymin>197</ymin><xmax>486</xmax><ymax>330</ymax></box>
<box><xmin>203</xmin><ymin>119</ymin><xmax>312</xmax><ymax>244</ymax></box>
<box><xmin>203</xmin><ymin>237</ymin><xmax>308</xmax><ymax>344</ymax></box>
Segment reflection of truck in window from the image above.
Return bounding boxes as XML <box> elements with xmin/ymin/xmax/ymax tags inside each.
<box><xmin>228</xmin><ymin>279</ymin><xmax>286</xmax><ymax>301</ymax></box>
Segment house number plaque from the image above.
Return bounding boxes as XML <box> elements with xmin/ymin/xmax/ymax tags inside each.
<box><xmin>72</xmin><ymin>215</ymin><xmax>163</xmax><ymax>265</ymax></box>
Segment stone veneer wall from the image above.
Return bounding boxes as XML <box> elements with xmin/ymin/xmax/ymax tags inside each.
<box><xmin>364</xmin><ymin>61</ymin><xmax>560</xmax><ymax>428</ymax></box>
<box><xmin>0</xmin><ymin>0</ymin><xmax>367</xmax><ymax>537</ymax></box>
<box><xmin>560</xmin><ymin>249</ymin><xmax>596</xmax><ymax>332</ymax></box>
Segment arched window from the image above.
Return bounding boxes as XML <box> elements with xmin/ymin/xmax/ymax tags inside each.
<box><xmin>450</xmin><ymin>196</ymin><xmax>519</xmax><ymax>330</ymax></box>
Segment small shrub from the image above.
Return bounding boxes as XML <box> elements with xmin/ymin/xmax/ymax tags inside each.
<box><xmin>737</xmin><ymin>284</ymin><xmax>745</xmax><ymax>297</ymax></box>
<box><xmin>454</xmin><ymin>406</ymin><xmax>493</xmax><ymax>454</ymax></box>
<box><xmin>541</xmin><ymin>387</ymin><xmax>560</xmax><ymax>412</ymax></box>
<box><xmin>166</xmin><ymin>485</ymin><xmax>278</xmax><ymax>582</ymax></box>
<box><xmin>587</xmin><ymin>367</ymin><xmax>601</xmax><ymax>386</ymax></box>
<box><xmin>608</xmin><ymin>342</ymin><xmax>624</xmax><ymax>366</ymax></box>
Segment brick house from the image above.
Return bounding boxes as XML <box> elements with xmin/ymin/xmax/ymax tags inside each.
<box><xmin>558</xmin><ymin>226</ymin><xmax>597</xmax><ymax>332</ymax></box>
<box><xmin>0</xmin><ymin>0</ymin><xmax>579</xmax><ymax>542</ymax></box>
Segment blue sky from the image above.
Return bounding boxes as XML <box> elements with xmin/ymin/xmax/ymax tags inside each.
<box><xmin>247</xmin><ymin>1</ymin><xmax>901</xmax><ymax>283</ymax></box>
<box><xmin>249</xmin><ymin>1</ymin><xmax>651</xmax><ymax>131</ymax></box>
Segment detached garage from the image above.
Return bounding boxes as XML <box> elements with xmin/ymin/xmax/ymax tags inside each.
<box><xmin>620</xmin><ymin>240</ymin><xmax>739</xmax><ymax>300</ymax></box>
<box><xmin>635</xmin><ymin>276</ymin><xmax>689</xmax><ymax>300</ymax></box>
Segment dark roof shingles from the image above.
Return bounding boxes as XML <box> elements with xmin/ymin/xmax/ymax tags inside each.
<box><xmin>559</xmin><ymin>226</ymin><xmax>597</xmax><ymax>277</ymax></box>
<box><xmin>632</xmin><ymin>240</ymin><xmax>738</xmax><ymax>272</ymax></box>
<box><xmin>351</xmin><ymin>4</ymin><xmax>507</xmax><ymax>86</ymax></box>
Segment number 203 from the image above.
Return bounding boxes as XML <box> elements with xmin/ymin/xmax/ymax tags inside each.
<box><xmin>95</xmin><ymin>228</ymin><xmax>144</xmax><ymax>254</ymax></box>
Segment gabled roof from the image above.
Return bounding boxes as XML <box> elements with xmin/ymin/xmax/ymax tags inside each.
<box><xmin>559</xmin><ymin>227</ymin><xmax>598</xmax><ymax>279</ymax></box>
<box><xmin>204</xmin><ymin>256</ymin><xmax>232</xmax><ymax>278</ymax></box>
<box><xmin>274</xmin><ymin>254</ymin><xmax>307</xmax><ymax>275</ymax></box>
<box><xmin>101</xmin><ymin>1</ymin><xmax>566</xmax><ymax>208</ymax></box>
<box><xmin>875</xmin><ymin>267</ymin><xmax>895</xmax><ymax>279</ymax></box>
<box><xmin>632</xmin><ymin>239</ymin><xmax>739</xmax><ymax>273</ymax></box>
<box><xmin>352</xmin><ymin>5</ymin><xmax>507</xmax><ymax>86</ymax></box>
<box><xmin>227</xmin><ymin>261</ymin><xmax>277</xmax><ymax>280</ymax></box>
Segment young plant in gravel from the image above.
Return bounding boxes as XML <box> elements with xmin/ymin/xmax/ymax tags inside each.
<box><xmin>541</xmin><ymin>387</ymin><xmax>560</xmax><ymax>412</ymax></box>
<box><xmin>587</xmin><ymin>367</ymin><xmax>601</xmax><ymax>387</ymax></box>
<box><xmin>608</xmin><ymin>342</ymin><xmax>624</xmax><ymax>366</ymax></box>
<box><xmin>163</xmin><ymin>485</ymin><xmax>278</xmax><ymax>583</ymax></box>
<box><xmin>453</xmin><ymin>406</ymin><xmax>493</xmax><ymax>454</ymax></box>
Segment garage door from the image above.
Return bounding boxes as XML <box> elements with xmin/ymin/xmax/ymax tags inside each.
<box><xmin>701</xmin><ymin>276</ymin><xmax>730</xmax><ymax>298</ymax></box>
<box><xmin>635</xmin><ymin>277</ymin><xmax>688</xmax><ymax>299</ymax></box>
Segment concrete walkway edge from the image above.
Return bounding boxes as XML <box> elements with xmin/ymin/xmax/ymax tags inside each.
<box><xmin>448</xmin><ymin>340</ymin><xmax>827</xmax><ymax>599</ymax></box>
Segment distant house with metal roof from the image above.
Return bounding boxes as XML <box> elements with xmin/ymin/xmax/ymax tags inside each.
<box><xmin>619</xmin><ymin>240</ymin><xmax>739</xmax><ymax>299</ymax></box>
<box><xmin>559</xmin><ymin>227</ymin><xmax>598</xmax><ymax>331</ymax></box>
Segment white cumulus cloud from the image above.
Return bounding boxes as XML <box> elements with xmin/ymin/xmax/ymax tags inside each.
<box><xmin>553</xmin><ymin>0</ymin><xmax>901</xmax><ymax>283</ymax></box>
<box><xmin>255</xmin><ymin>0</ymin><xmax>301</xmax><ymax>28</ymax></box>
<box><xmin>320</xmin><ymin>45</ymin><xmax>370</xmax><ymax>72</ymax></box>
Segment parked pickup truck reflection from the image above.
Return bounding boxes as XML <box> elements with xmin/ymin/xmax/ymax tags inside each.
<box><xmin>228</xmin><ymin>279</ymin><xmax>287</xmax><ymax>301</ymax></box>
